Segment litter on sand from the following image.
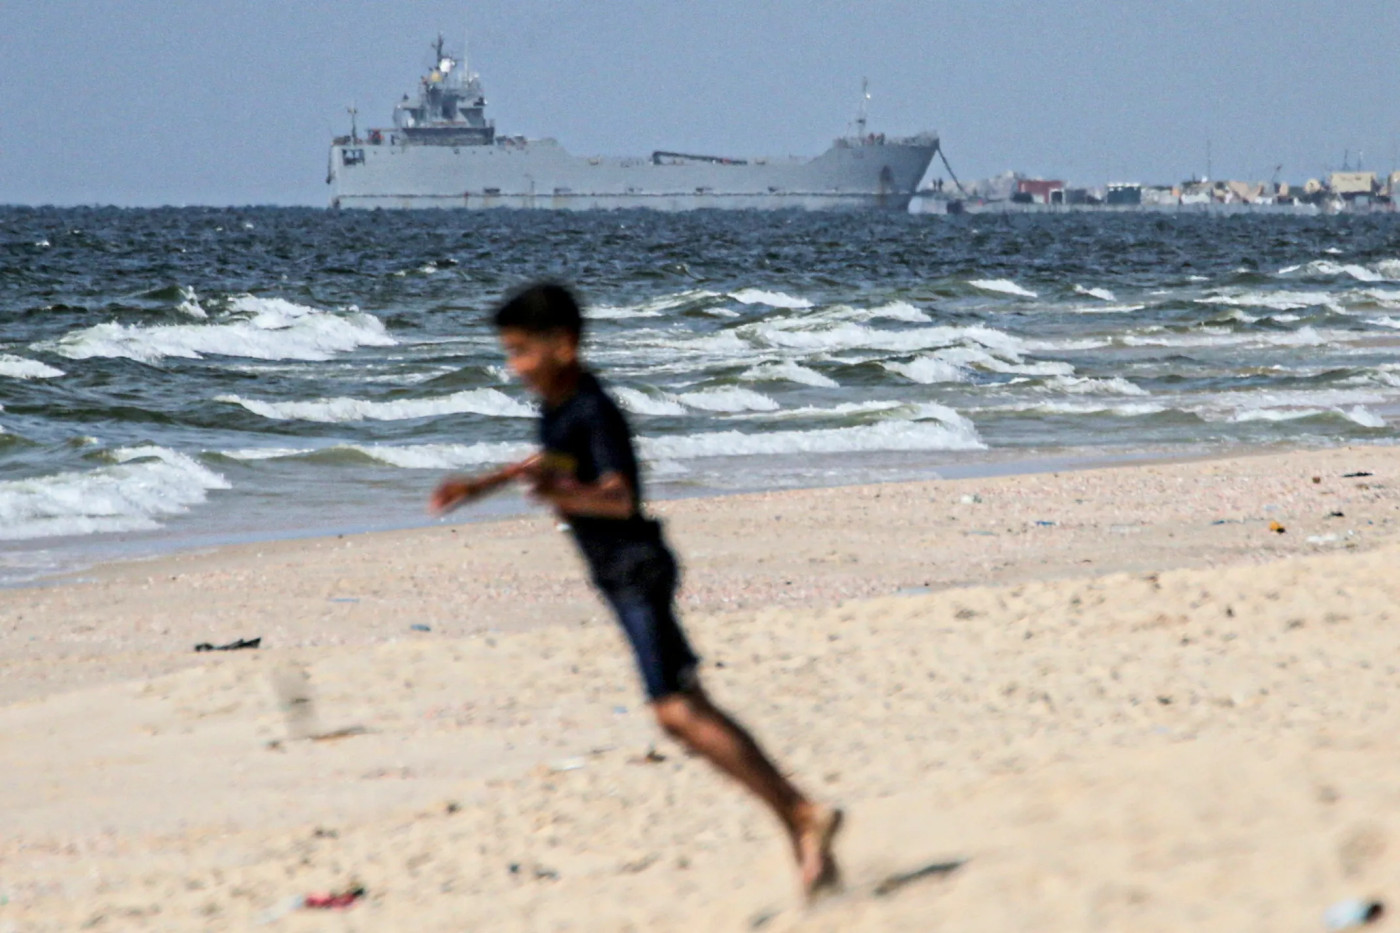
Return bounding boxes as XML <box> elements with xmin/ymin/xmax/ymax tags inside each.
<box><xmin>1323</xmin><ymin>898</ymin><xmax>1384</xmax><ymax>930</ymax></box>
<box><xmin>304</xmin><ymin>886</ymin><xmax>366</xmax><ymax>910</ymax></box>
<box><xmin>194</xmin><ymin>637</ymin><xmax>261</xmax><ymax>652</ymax></box>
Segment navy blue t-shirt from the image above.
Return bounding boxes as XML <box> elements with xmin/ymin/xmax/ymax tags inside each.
<box><xmin>539</xmin><ymin>371</ymin><xmax>672</xmax><ymax>593</ymax></box>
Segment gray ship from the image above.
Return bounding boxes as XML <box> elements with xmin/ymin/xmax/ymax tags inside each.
<box><xmin>327</xmin><ymin>37</ymin><xmax>938</xmax><ymax>211</ymax></box>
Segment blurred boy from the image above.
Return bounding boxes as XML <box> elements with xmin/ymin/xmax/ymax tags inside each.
<box><xmin>430</xmin><ymin>282</ymin><xmax>841</xmax><ymax>897</ymax></box>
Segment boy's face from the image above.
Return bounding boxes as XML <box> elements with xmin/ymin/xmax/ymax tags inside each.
<box><xmin>498</xmin><ymin>327</ymin><xmax>578</xmax><ymax>397</ymax></box>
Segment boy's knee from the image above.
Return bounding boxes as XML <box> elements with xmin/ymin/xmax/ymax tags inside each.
<box><xmin>652</xmin><ymin>694</ymin><xmax>702</xmax><ymax>738</ymax></box>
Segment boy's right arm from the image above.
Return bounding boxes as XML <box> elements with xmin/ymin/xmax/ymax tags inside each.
<box><xmin>429</xmin><ymin>453</ymin><xmax>541</xmax><ymax>515</ymax></box>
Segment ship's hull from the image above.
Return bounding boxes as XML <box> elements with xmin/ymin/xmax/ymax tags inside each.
<box><xmin>327</xmin><ymin>137</ymin><xmax>937</xmax><ymax>211</ymax></box>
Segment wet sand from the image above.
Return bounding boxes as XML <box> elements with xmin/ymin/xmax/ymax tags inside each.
<box><xmin>1</xmin><ymin>444</ymin><xmax>1397</xmax><ymax>930</ymax></box>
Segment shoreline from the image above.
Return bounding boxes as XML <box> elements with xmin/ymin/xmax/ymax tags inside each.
<box><xmin>2</xmin><ymin>439</ymin><xmax>1277</xmax><ymax>593</ymax></box>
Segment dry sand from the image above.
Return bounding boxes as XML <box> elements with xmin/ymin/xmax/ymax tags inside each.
<box><xmin>1</xmin><ymin>445</ymin><xmax>1398</xmax><ymax>931</ymax></box>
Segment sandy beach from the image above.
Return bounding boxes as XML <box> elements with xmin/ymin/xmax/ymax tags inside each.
<box><xmin>2</xmin><ymin>444</ymin><xmax>1398</xmax><ymax>931</ymax></box>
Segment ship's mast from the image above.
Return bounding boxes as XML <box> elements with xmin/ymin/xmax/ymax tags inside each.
<box><xmin>855</xmin><ymin>78</ymin><xmax>870</xmax><ymax>137</ymax></box>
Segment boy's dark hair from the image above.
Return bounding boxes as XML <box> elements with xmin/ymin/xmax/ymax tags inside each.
<box><xmin>493</xmin><ymin>282</ymin><xmax>584</xmax><ymax>340</ymax></box>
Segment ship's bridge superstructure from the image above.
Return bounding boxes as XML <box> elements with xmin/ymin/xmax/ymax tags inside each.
<box><xmin>391</xmin><ymin>36</ymin><xmax>494</xmax><ymax>147</ymax></box>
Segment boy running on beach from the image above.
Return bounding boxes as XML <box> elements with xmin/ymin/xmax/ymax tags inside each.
<box><xmin>429</xmin><ymin>282</ymin><xmax>842</xmax><ymax>898</ymax></box>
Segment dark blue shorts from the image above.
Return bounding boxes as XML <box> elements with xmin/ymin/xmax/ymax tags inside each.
<box><xmin>588</xmin><ymin>530</ymin><xmax>699</xmax><ymax>700</ymax></box>
<box><xmin>604</xmin><ymin>590</ymin><xmax>700</xmax><ymax>700</ymax></box>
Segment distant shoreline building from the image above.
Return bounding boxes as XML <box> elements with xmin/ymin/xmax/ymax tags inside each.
<box><xmin>916</xmin><ymin>165</ymin><xmax>1397</xmax><ymax>214</ymax></box>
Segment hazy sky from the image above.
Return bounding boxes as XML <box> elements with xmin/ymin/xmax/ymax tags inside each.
<box><xmin>4</xmin><ymin>1</ymin><xmax>1398</xmax><ymax>206</ymax></box>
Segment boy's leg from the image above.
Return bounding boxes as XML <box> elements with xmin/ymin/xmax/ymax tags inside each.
<box><xmin>607</xmin><ymin>568</ymin><xmax>841</xmax><ymax>896</ymax></box>
<box><xmin>652</xmin><ymin>686</ymin><xmax>842</xmax><ymax>895</ymax></box>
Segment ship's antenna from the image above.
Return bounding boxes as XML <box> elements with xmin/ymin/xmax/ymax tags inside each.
<box><xmin>462</xmin><ymin>25</ymin><xmax>470</xmax><ymax>74</ymax></box>
<box><xmin>347</xmin><ymin>104</ymin><xmax>359</xmax><ymax>143</ymax></box>
<box><xmin>855</xmin><ymin>77</ymin><xmax>870</xmax><ymax>137</ymax></box>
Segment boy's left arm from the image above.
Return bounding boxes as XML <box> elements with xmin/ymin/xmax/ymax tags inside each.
<box><xmin>530</xmin><ymin>470</ymin><xmax>635</xmax><ymax>519</ymax></box>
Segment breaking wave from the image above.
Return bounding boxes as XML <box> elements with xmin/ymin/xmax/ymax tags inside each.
<box><xmin>883</xmin><ymin>356</ymin><xmax>969</xmax><ymax>384</ymax></box>
<box><xmin>613</xmin><ymin>386</ymin><xmax>780</xmax><ymax>416</ymax></box>
<box><xmin>47</xmin><ymin>295</ymin><xmax>396</xmax><ymax>363</ymax></box>
<box><xmin>642</xmin><ymin>409</ymin><xmax>985</xmax><ymax>460</ymax></box>
<box><xmin>0</xmin><ymin>354</ymin><xmax>64</xmax><ymax>379</ymax></box>
<box><xmin>215</xmin><ymin>388</ymin><xmax>534</xmax><ymax>423</ymax></box>
<box><xmin>739</xmin><ymin>361</ymin><xmax>839</xmax><ymax>388</ymax></box>
<box><xmin>729</xmin><ymin>288</ymin><xmax>814</xmax><ymax>309</ymax></box>
<box><xmin>969</xmin><ymin>278</ymin><xmax>1038</xmax><ymax>298</ymax></box>
<box><xmin>1073</xmin><ymin>285</ymin><xmax>1117</xmax><ymax>301</ymax></box>
<box><xmin>592</xmin><ymin>289</ymin><xmax>722</xmax><ymax>319</ymax></box>
<box><xmin>0</xmin><ymin>446</ymin><xmax>229</xmax><ymax>541</ymax></box>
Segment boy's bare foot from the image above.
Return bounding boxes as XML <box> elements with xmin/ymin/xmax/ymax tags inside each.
<box><xmin>795</xmin><ymin>805</ymin><xmax>844</xmax><ymax>900</ymax></box>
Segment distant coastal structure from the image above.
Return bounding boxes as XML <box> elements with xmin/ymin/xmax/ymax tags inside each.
<box><xmin>915</xmin><ymin>167</ymin><xmax>1399</xmax><ymax>214</ymax></box>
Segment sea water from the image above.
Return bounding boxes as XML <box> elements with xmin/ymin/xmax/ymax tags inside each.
<box><xmin>1</xmin><ymin>207</ymin><xmax>1398</xmax><ymax>583</ymax></box>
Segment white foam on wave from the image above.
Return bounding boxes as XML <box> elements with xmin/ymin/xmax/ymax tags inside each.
<box><xmin>802</xmin><ymin>302</ymin><xmax>932</xmax><ymax>325</ymax></box>
<box><xmin>641</xmin><ymin>406</ymin><xmax>984</xmax><ymax>460</ymax></box>
<box><xmin>0</xmin><ymin>445</ymin><xmax>229</xmax><ymax>541</ymax></box>
<box><xmin>175</xmin><ymin>286</ymin><xmax>208</xmax><ymax>319</ymax></box>
<box><xmin>748</xmin><ymin>320</ymin><xmax>1026</xmax><ymax>358</ymax></box>
<box><xmin>1361</xmin><ymin>365</ymin><xmax>1400</xmax><ymax>389</ymax></box>
<box><xmin>47</xmin><ymin>295</ymin><xmax>396</xmax><ymax>363</ymax></box>
<box><xmin>1121</xmin><ymin>325</ymin><xmax>1329</xmax><ymax>349</ymax></box>
<box><xmin>1073</xmin><ymin>285</ymin><xmax>1117</xmax><ymax>302</ymax></box>
<box><xmin>1060</xmin><ymin>303</ymin><xmax>1147</xmax><ymax>315</ymax></box>
<box><xmin>732</xmin><ymin>400</ymin><xmax>906</xmax><ymax>421</ymax></box>
<box><xmin>1228</xmin><ymin>406</ymin><xmax>1387</xmax><ymax>425</ymax></box>
<box><xmin>1228</xmin><ymin>408</ymin><xmax>1324</xmax><ymax>423</ymax></box>
<box><xmin>675</xmin><ymin>387</ymin><xmax>780</xmax><ymax>412</ymax></box>
<box><xmin>592</xmin><ymin>289</ymin><xmax>722</xmax><ymax>319</ymax></box>
<box><xmin>970</xmin><ymin>278</ymin><xmax>1038</xmax><ymax>299</ymax></box>
<box><xmin>1296</xmin><ymin>260</ymin><xmax>1386</xmax><ymax>282</ymax></box>
<box><xmin>0</xmin><ymin>354</ymin><xmax>64</xmax><ymax>379</ymax></box>
<box><xmin>1282</xmin><ymin>258</ymin><xmax>1400</xmax><ymax>282</ymax></box>
<box><xmin>612</xmin><ymin>387</ymin><xmax>689</xmax><ymax>417</ymax></box>
<box><xmin>729</xmin><ymin>288</ymin><xmax>814</xmax><ymax>309</ymax></box>
<box><xmin>220</xmin><ymin>447</ymin><xmax>312</xmax><ymax>461</ymax></box>
<box><xmin>225</xmin><ymin>406</ymin><xmax>986</xmax><ymax>471</ymax></box>
<box><xmin>1043</xmin><ymin>375</ymin><xmax>1148</xmax><ymax>396</ymax></box>
<box><xmin>1194</xmin><ymin>388</ymin><xmax>1391</xmax><ymax>426</ymax></box>
<box><xmin>215</xmin><ymin>388</ymin><xmax>534</xmax><ymax>423</ymax></box>
<box><xmin>1364</xmin><ymin>316</ymin><xmax>1400</xmax><ymax>330</ymax></box>
<box><xmin>935</xmin><ymin>345</ymin><xmax>1075</xmax><ymax>377</ymax></box>
<box><xmin>739</xmin><ymin>360</ymin><xmax>839</xmax><ymax>388</ymax></box>
<box><xmin>1197</xmin><ymin>290</ymin><xmax>1340</xmax><ymax>312</ymax></box>
<box><xmin>1341</xmin><ymin>406</ymin><xmax>1387</xmax><ymax>428</ymax></box>
<box><xmin>978</xmin><ymin>400</ymin><xmax>1168</xmax><ymax>418</ymax></box>
<box><xmin>218</xmin><ymin>441</ymin><xmax>535</xmax><ymax>471</ymax></box>
<box><xmin>884</xmin><ymin>355</ymin><xmax>969</xmax><ymax>384</ymax></box>
<box><xmin>614</xmin><ymin>385</ymin><xmax>780</xmax><ymax>416</ymax></box>
<box><xmin>392</xmin><ymin>261</ymin><xmax>440</xmax><ymax>277</ymax></box>
<box><xmin>867</xmin><ymin>301</ymin><xmax>931</xmax><ymax>323</ymax></box>
<box><xmin>1022</xmin><ymin>336</ymin><xmax>1113</xmax><ymax>351</ymax></box>
<box><xmin>350</xmin><ymin>440</ymin><xmax>534</xmax><ymax>470</ymax></box>
<box><xmin>1356</xmin><ymin>288</ymin><xmax>1400</xmax><ymax>308</ymax></box>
